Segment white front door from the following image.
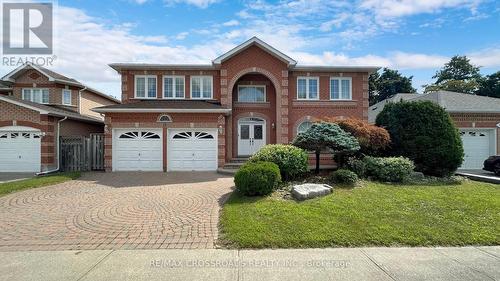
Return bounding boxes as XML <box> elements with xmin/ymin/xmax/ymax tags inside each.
<box><xmin>460</xmin><ymin>129</ymin><xmax>494</xmax><ymax>169</ymax></box>
<box><xmin>168</xmin><ymin>129</ymin><xmax>218</xmax><ymax>171</ymax></box>
<box><xmin>0</xmin><ymin>130</ymin><xmax>41</xmax><ymax>172</ymax></box>
<box><xmin>238</xmin><ymin>119</ymin><xmax>265</xmax><ymax>156</ymax></box>
<box><xmin>113</xmin><ymin>129</ymin><xmax>163</xmax><ymax>171</ymax></box>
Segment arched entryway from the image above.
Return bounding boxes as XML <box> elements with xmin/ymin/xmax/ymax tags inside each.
<box><xmin>230</xmin><ymin>72</ymin><xmax>278</xmax><ymax>157</ymax></box>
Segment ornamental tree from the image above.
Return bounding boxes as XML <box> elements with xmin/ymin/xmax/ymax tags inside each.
<box><xmin>292</xmin><ymin>122</ymin><xmax>360</xmax><ymax>174</ymax></box>
<box><xmin>325</xmin><ymin>118</ymin><xmax>391</xmax><ymax>155</ymax></box>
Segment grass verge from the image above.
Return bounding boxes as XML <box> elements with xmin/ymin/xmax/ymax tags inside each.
<box><xmin>0</xmin><ymin>172</ymin><xmax>81</xmax><ymax>197</ymax></box>
<box><xmin>220</xmin><ymin>181</ymin><xmax>500</xmax><ymax>248</ymax></box>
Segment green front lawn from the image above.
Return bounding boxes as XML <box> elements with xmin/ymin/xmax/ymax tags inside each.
<box><xmin>0</xmin><ymin>172</ymin><xmax>81</xmax><ymax>197</ymax></box>
<box><xmin>220</xmin><ymin>181</ymin><xmax>500</xmax><ymax>248</ymax></box>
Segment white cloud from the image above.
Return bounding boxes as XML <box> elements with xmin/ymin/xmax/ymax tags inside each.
<box><xmin>359</xmin><ymin>0</ymin><xmax>482</xmax><ymax>17</ymax></box>
<box><xmin>133</xmin><ymin>0</ymin><xmax>149</xmax><ymax>4</ymax></box>
<box><xmin>175</xmin><ymin>32</ymin><xmax>189</xmax><ymax>40</ymax></box>
<box><xmin>222</xmin><ymin>20</ymin><xmax>240</xmax><ymax>27</ymax></box>
<box><xmin>163</xmin><ymin>0</ymin><xmax>219</xmax><ymax>8</ymax></box>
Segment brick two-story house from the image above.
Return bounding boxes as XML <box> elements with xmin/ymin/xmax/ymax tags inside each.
<box><xmin>0</xmin><ymin>63</ymin><xmax>120</xmax><ymax>173</ymax></box>
<box><xmin>94</xmin><ymin>37</ymin><xmax>378</xmax><ymax>172</ymax></box>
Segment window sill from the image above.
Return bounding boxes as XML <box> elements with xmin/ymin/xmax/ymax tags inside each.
<box><xmin>234</xmin><ymin>102</ymin><xmax>271</xmax><ymax>108</ymax></box>
<box><xmin>292</xmin><ymin>100</ymin><xmax>358</xmax><ymax>108</ymax></box>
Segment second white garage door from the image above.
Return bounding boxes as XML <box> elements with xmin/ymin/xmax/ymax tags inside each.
<box><xmin>168</xmin><ymin>129</ymin><xmax>217</xmax><ymax>171</ymax></box>
<box><xmin>460</xmin><ymin>129</ymin><xmax>495</xmax><ymax>169</ymax></box>
<box><xmin>113</xmin><ymin>129</ymin><xmax>163</xmax><ymax>171</ymax></box>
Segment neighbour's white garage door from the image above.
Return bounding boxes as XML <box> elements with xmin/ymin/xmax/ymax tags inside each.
<box><xmin>168</xmin><ymin>129</ymin><xmax>217</xmax><ymax>171</ymax></box>
<box><xmin>113</xmin><ymin>129</ymin><xmax>163</xmax><ymax>171</ymax></box>
<box><xmin>0</xmin><ymin>130</ymin><xmax>41</xmax><ymax>172</ymax></box>
<box><xmin>460</xmin><ymin>129</ymin><xmax>494</xmax><ymax>169</ymax></box>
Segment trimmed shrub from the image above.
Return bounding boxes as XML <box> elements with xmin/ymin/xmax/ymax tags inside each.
<box><xmin>328</xmin><ymin>169</ymin><xmax>358</xmax><ymax>185</ymax></box>
<box><xmin>250</xmin><ymin>144</ymin><xmax>308</xmax><ymax>180</ymax></box>
<box><xmin>234</xmin><ymin>161</ymin><xmax>281</xmax><ymax>196</ymax></box>
<box><xmin>347</xmin><ymin>157</ymin><xmax>367</xmax><ymax>178</ymax></box>
<box><xmin>364</xmin><ymin>156</ymin><xmax>415</xmax><ymax>182</ymax></box>
<box><xmin>376</xmin><ymin>100</ymin><xmax>463</xmax><ymax>177</ymax></box>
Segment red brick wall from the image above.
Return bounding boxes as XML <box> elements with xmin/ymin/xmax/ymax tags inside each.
<box><xmin>0</xmin><ymin>101</ymin><xmax>58</xmax><ymax>171</ymax></box>
<box><xmin>60</xmin><ymin>119</ymin><xmax>103</xmax><ymax>137</ymax></box>
<box><xmin>104</xmin><ymin>112</ymin><xmax>225</xmax><ymax>171</ymax></box>
<box><xmin>12</xmin><ymin>69</ymin><xmax>81</xmax><ymax>108</ymax></box>
<box><xmin>120</xmin><ymin>70</ymin><xmax>221</xmax><ymax>104</ymax></box>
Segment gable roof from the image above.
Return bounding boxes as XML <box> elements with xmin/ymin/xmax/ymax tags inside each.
<box><xmin>1</xmin><ymin>63</ymin><xmax>120</xmax><ymax>103</ymax></box>
<box><xmin>0</xmin><ymin>95</ymin><xmax>104</xmax><ymax>124</ymax></box>
<box><xmin>368</xmin><ymin>91</ymin><xmax>500</xmax><ymax>123</ymax></box>
<box><xmin>412</xmin><ymin>90</ymin><xmax>500</xmax><ymax>113</ymax></box>
<box><xmin>212</xmin><ymin>37</ymin><xmax>297</xmax><ymax>66</ymax></box>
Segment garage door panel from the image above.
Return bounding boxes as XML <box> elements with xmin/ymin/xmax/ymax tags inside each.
<box><xmin>0</xmin><ymin>131</ymin><xmax>41</xmax><ymax>172</ymax></box>
<box><xmin>168</xmin><ymin>130</ymin><xmax>217</xmax><ymax>171</ymax></box>
<box><xmin>113</xmin><ymin>129</ymin><xmax>163</xmax><ymax>171</ymax></box>
<box><xmin>460</xmin><ymin>129</ymin><xmax>493</xmax><ymax>169</ymax></box>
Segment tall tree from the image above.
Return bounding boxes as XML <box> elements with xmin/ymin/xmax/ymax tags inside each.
<box><xmin>477</xmin><ymin>71</ymin><xmax>500</xmax><ymax>98</ymax></box>
<box><xmin>369</xmin><ymin>68</ymin><xmax>416</xmax><ymax>105</ymax></box>
<box><xmin>424</xmin><ymin>55</ymin><xmax>481</xmax><ymax>94</ymax></box>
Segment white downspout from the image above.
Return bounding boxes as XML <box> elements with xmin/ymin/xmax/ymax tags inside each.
<box><xmin>36</xmin><ymin>116</ymin><xmax>68</xmax><ymax>175</ymax></box>
<box><xmin>78</xmin><ymin>87</ymin><xmax>86</xmax><ymax>113</ymax></box>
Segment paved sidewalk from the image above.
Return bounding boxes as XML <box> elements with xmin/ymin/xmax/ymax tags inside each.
<box><xmin>0</xmin><ymin>247</ymin><xmax>498</xmax><ymax>281</ymax></box>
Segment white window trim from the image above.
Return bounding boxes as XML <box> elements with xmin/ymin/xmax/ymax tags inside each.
<box><xmin>190</xmin><ymin>76</ymin><xmax>213</xmax><ymax>100</ymax></box>
<box><xmin>237</xmin><ymin>85</ymin><xmax>267</xmax><ymax>103</ymax></box>
<box><xmin>330</xmin><ymin>77</ymin><xmax>352</xmax><ymax>101</ymax></box>
<box><xmin>163</xmin><ymin>75</ymin><xmax>185</xmax><ymax>99</ymax></box>
<box><xmin>134</xmin><ymin>75</ymin><xmax>157</xmax><ymax>99</ymax></box>
<box><xmin>62</xmin><ymin>89</ymin><xmax>72</xmax><ymax>105</ymax></box>
<box><xmin>297</xmin><ymin>76</ymin><xmax>320</xmax><ymax>100</ymax></box>
<box><xmin>22</xmin><ymin>88</ymin><xmax>50</xmax><ymax>104</ymax></box>
<box><xmin>297</xmin><ymin>121</ymin><xmax>313</xmax><ymax>135</ymax></box>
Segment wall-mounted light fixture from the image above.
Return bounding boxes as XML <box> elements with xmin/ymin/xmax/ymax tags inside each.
<box><xmin>271</xmin><ymin>123</ymin><xmax>275</xmax><ymax>129</ymax></box>
<box><xmin>218</xmin><ymin>125</ymin><xmax>224</xmax><ymax>135</ymax></box>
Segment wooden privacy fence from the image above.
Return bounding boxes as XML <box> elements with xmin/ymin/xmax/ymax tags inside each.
<box><xmin>60</xmin><ymin>134</ymin><xmax>104</xmax><ymax>171</ymax></box>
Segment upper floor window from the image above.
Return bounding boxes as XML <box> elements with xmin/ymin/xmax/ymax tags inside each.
<box><xmin>135</xmin><ymin>75</ymin><xmax>157</xmax><ymax>99</ymax></box>
<box><xmin>297</xmin><ymin>77</ymin><xmax>319</xmax><ymax>100</ymax></box>
<box><xmin>191</xmin><ymin>76</ymin><xmax>213</xmax><ymax>99</ymax></box>
<box><xmin>238</xmin><ymin>85</ymin><xmax>266</xmax><ymax>103</ymax></box>
<box><xmin>330</xmin><ymin>77</ymin><xmax>352</xmax><ymax>100</ymax></box>
<box><xmin>62</xmin><ymin>89</ymin><xmax>72</xmax><ymax>105</ymax></box>
<box><xmin>22</xmin><ymin>88</ymin><xmax>49</xmax><ymax>104</ymax></box>
<box><xmin>163</xmin><ymin>76</ymin><xmax>185</xmax><ymax>99</ymax></box>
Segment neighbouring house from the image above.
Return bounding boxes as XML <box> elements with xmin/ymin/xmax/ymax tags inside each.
<box><xmin>93</xmin><ymin>37</ymin><xmax>378</xmax><ymax>172</ymax></box>
<box><xmin>369</xmin><ymin>90</ymin><xmax>500</xmax><ymax>169</ymax></box>
<box><xmin>0</xmin><ymin>63</ymin><xmax>121</xmax><ymax>173</ymax></box>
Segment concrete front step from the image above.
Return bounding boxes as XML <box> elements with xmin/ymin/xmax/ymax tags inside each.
<box><xmin>217</xmin><ymin>168</ymin><xmax>237</xmax><ymax>175</ymax></box>
<box><xmin>230</xmin><ymin>158</ymin><xmax>249</xmax><ymax>163</ymax></box>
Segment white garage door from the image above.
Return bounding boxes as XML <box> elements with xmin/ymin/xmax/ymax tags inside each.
<box><xmin>0</xmin><ymin>130</ymin><xmax>41</xmax><ymax>172</ymax></box>
<box><xmin>460</xmin><ymin>129</ymin><xmax>494</xmax><ymax>169</ymax></box>
<box><xmin>113</xmin><ymin>129</ymin><xmax>163</xmax><ymax>171</ymax></box>
<box><xmin>168</xmin><ymin>129</ymin><xmax>217</xmax><ymax>171</ymax></box>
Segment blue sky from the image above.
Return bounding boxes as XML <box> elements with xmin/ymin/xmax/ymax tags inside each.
<box><xmin>3</xmin><ymin>0</ymin><xmax>500</xmax><ymax>98</ymax></box>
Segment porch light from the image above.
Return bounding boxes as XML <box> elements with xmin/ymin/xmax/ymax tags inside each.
<box><xmin>271</xmin><ymin>123</ymin><xmax>275</xmax><ymax>129</ymax></box>
<box><xmin>218</xmin><ymin>125</ymin><xmax>224</xmax><ymax>135</ymax></box>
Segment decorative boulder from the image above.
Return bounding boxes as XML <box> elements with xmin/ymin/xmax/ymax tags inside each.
<box><xmin>291</xmin><ymin>183</ymin><xmax>333</xmax><ymax>201</ymax></box>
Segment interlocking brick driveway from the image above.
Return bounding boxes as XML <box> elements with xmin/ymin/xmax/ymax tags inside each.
<box><xmin>0</xmin><ymin>172</ymin><xmax>234</xmax><ymax>251</ymax></box>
